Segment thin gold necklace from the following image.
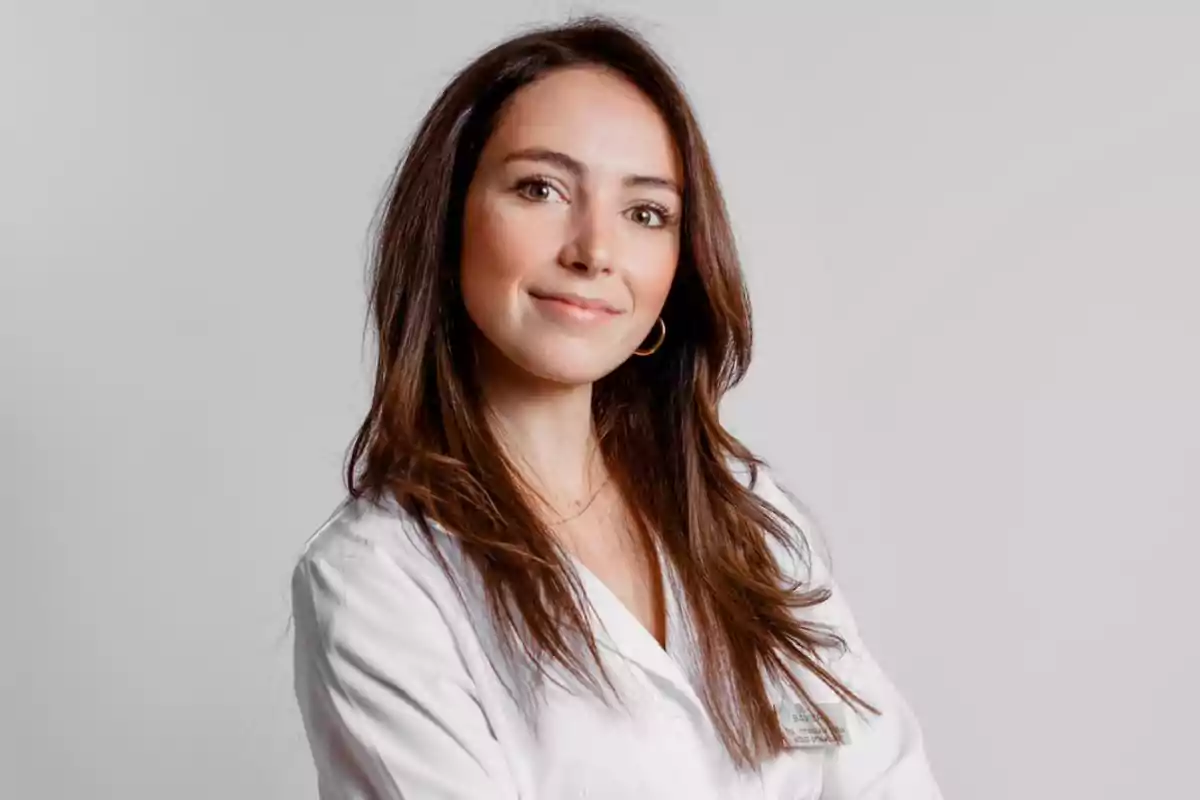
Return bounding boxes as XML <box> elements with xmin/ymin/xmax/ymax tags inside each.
<box><xmin>548</xmin><ymin>475</ymin><xmax>612</xmax><ymax>525</ymax></box>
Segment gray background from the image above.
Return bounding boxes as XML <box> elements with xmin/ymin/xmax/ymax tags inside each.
<box><xmin>3</xmin><ymin>2</ymin><xmax>1197</xmax><ymax>798</ymax></box>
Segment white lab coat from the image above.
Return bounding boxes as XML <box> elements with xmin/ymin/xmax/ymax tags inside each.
<box><xmin>291</xmin><ymin>467</ymin><xmax>944</xmax><ymax>799</ymax></box>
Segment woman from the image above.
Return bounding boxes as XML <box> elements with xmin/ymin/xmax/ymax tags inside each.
<box><xmin>291</xmin><ymin>15</ymin><xmax>943</xmax><ymax>799</ymax></box>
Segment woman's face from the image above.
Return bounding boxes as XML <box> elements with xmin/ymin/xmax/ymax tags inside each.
<box><xmin>459</xmin><ymin>65</ymin><xmax>683</xmax><ymax>387</ymax></box>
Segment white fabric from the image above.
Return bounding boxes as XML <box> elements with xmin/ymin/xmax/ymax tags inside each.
<box><xmin>291</xmin><ymin>468</ymin><xmax>944</xmax><ymax>799</ymax></box>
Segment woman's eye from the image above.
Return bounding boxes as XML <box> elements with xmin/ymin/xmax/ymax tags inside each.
<box><xmin>515</xmin><ymin>179</ymin><xmax>562</xmax><ymax>203</ymax></box>
<box><xmin>628</xmin><ymin>205</ymin><xmax>669</xmax><ymax>229</ymax></box>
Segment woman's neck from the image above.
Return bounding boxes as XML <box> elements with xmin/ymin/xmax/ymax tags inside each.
<box><xmin>476</xmin><ymin>349</ymin><xmax>606</xmax><ymax>516</ymax></box>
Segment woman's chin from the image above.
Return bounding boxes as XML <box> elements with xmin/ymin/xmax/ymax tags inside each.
<box><xmin>513</xmin><ymin>349</ymin><xmax>625</xmax><ymax>388</ymax></box>
<box><xmin>478</xmin><ymin>336</ymin><xmax>630</xmax><ymax>389</ymax></box>
<box><xmin>523</xmin><ymin>361</ymin><xmax>614</xmax><ymax>388</ymax></box>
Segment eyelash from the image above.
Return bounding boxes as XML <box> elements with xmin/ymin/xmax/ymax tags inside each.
<box><xmin>512</xmin><ymin>176</ymin><xmax>677</xmax><ymax>229</ymax></box>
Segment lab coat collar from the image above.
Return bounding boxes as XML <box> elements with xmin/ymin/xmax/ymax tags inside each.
<box><xmin>419</xmin><ymin>512</ymin><xmax>710</xmax><ymax>718</ymax></box>
<box><xmin>569</xmin><ymin>554</ymin><xmax>709</xmax><ymax>715</ymax></box>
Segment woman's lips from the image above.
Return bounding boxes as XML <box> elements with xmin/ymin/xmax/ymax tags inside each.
<box><xmin>530</xmin><ymin>291</ymin><xmax>624</xmax><ymax>323</ymax></box>
<box><xmin>529</xmin><ymin>291</ymin><xmax>622</xmax><ymax>314</ymax></box>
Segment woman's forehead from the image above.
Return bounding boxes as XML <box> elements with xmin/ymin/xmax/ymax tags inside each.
<box><xmin>483</xmin><ymin>66</ymin><xmax>683</xmax><ymax>187</ymax></box>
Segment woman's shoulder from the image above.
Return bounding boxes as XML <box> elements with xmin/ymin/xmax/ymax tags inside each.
<box><xmin>729</xmin><ymin>456</ymin><xmax>834</xmax><ymax>584</ymax></box>
<box><xmin>729</xmin><ymin>456</ymin><xmax>817</xmax><ymax>532</ymax></box>
<box><xmin>727</xmin><ymin>454</ymin><xmax>789</xmax><ymax>500</ymax></box>
<box><xmin>292</xmin><ymin>492</ymin><xmax>466</xmax><ymax>610</ymax></box>
<box><xmin>299</xmin><ymin>493</ymin><xmax>410</xmax><ymax>562</ymax></box>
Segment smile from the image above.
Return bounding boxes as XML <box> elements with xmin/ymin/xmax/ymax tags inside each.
<box><xmin>529</xmin><ymin>291</ymin><xmax>624</xmax><ymax>323</ymax></box>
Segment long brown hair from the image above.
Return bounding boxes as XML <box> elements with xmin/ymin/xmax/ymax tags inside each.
<box><xmin>345</xmin><ymin>14</ymin><xmax>878</xmax><ymax>768</ymax></box>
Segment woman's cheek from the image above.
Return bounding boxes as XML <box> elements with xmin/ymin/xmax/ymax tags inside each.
<box><xmin>485</xmin><ymin>202</ymin><xmax>567</xmax><ymax>279</ymax></box>
<box><xmin>639</xmin><ymin>241</ymin><xmax>680</xmax><ymax>309</ymax></box>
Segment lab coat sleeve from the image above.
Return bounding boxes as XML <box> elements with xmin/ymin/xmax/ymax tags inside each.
<box><xmin>759</xmin><ymin>471</ymin><xmax>945</xmax><ymax>800</ymax></box>
<box><xmin>291</xmin><ymin>535</ymin><xmax>520</xmax><ymax>799</ymax></box>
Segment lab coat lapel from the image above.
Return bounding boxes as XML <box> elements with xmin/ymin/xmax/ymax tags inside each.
<box><xmin>660</xmin><ymin>552</ymin><xmax>706</xmax><ymax>693</ymax></box>
<box><xmin>570</xmin><ymin>557</ymin><xmax>706</xmax><ymax>711</ymax></box>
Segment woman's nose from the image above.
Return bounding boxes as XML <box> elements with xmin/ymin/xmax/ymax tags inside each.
<box><xmin>558</xmin><ymin>206</ymin><xmax>614</xmax><ymax>275</ymax></box>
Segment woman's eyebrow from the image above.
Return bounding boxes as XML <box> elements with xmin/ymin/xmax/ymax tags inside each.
<box><xmin>502</xmin><ymin>146</ymin><xmax>681</xmax><ymax>195</ymax></box>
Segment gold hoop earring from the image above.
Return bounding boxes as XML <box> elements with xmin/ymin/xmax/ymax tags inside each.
<box><xmin>634</xmin><ymin>317</ymin><xmax>666</xmax><ymax>356</ymax></box>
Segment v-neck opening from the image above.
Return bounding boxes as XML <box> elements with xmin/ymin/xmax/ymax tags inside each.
<box><xmin>568</xmin><ymin>552</ymin><xmax>670</xmax><ymax>654</ymax></box>
<box><xmin>567</xmin><ymin>548</ymin><xmax>712</xmax><ymax>716</ymax></box>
